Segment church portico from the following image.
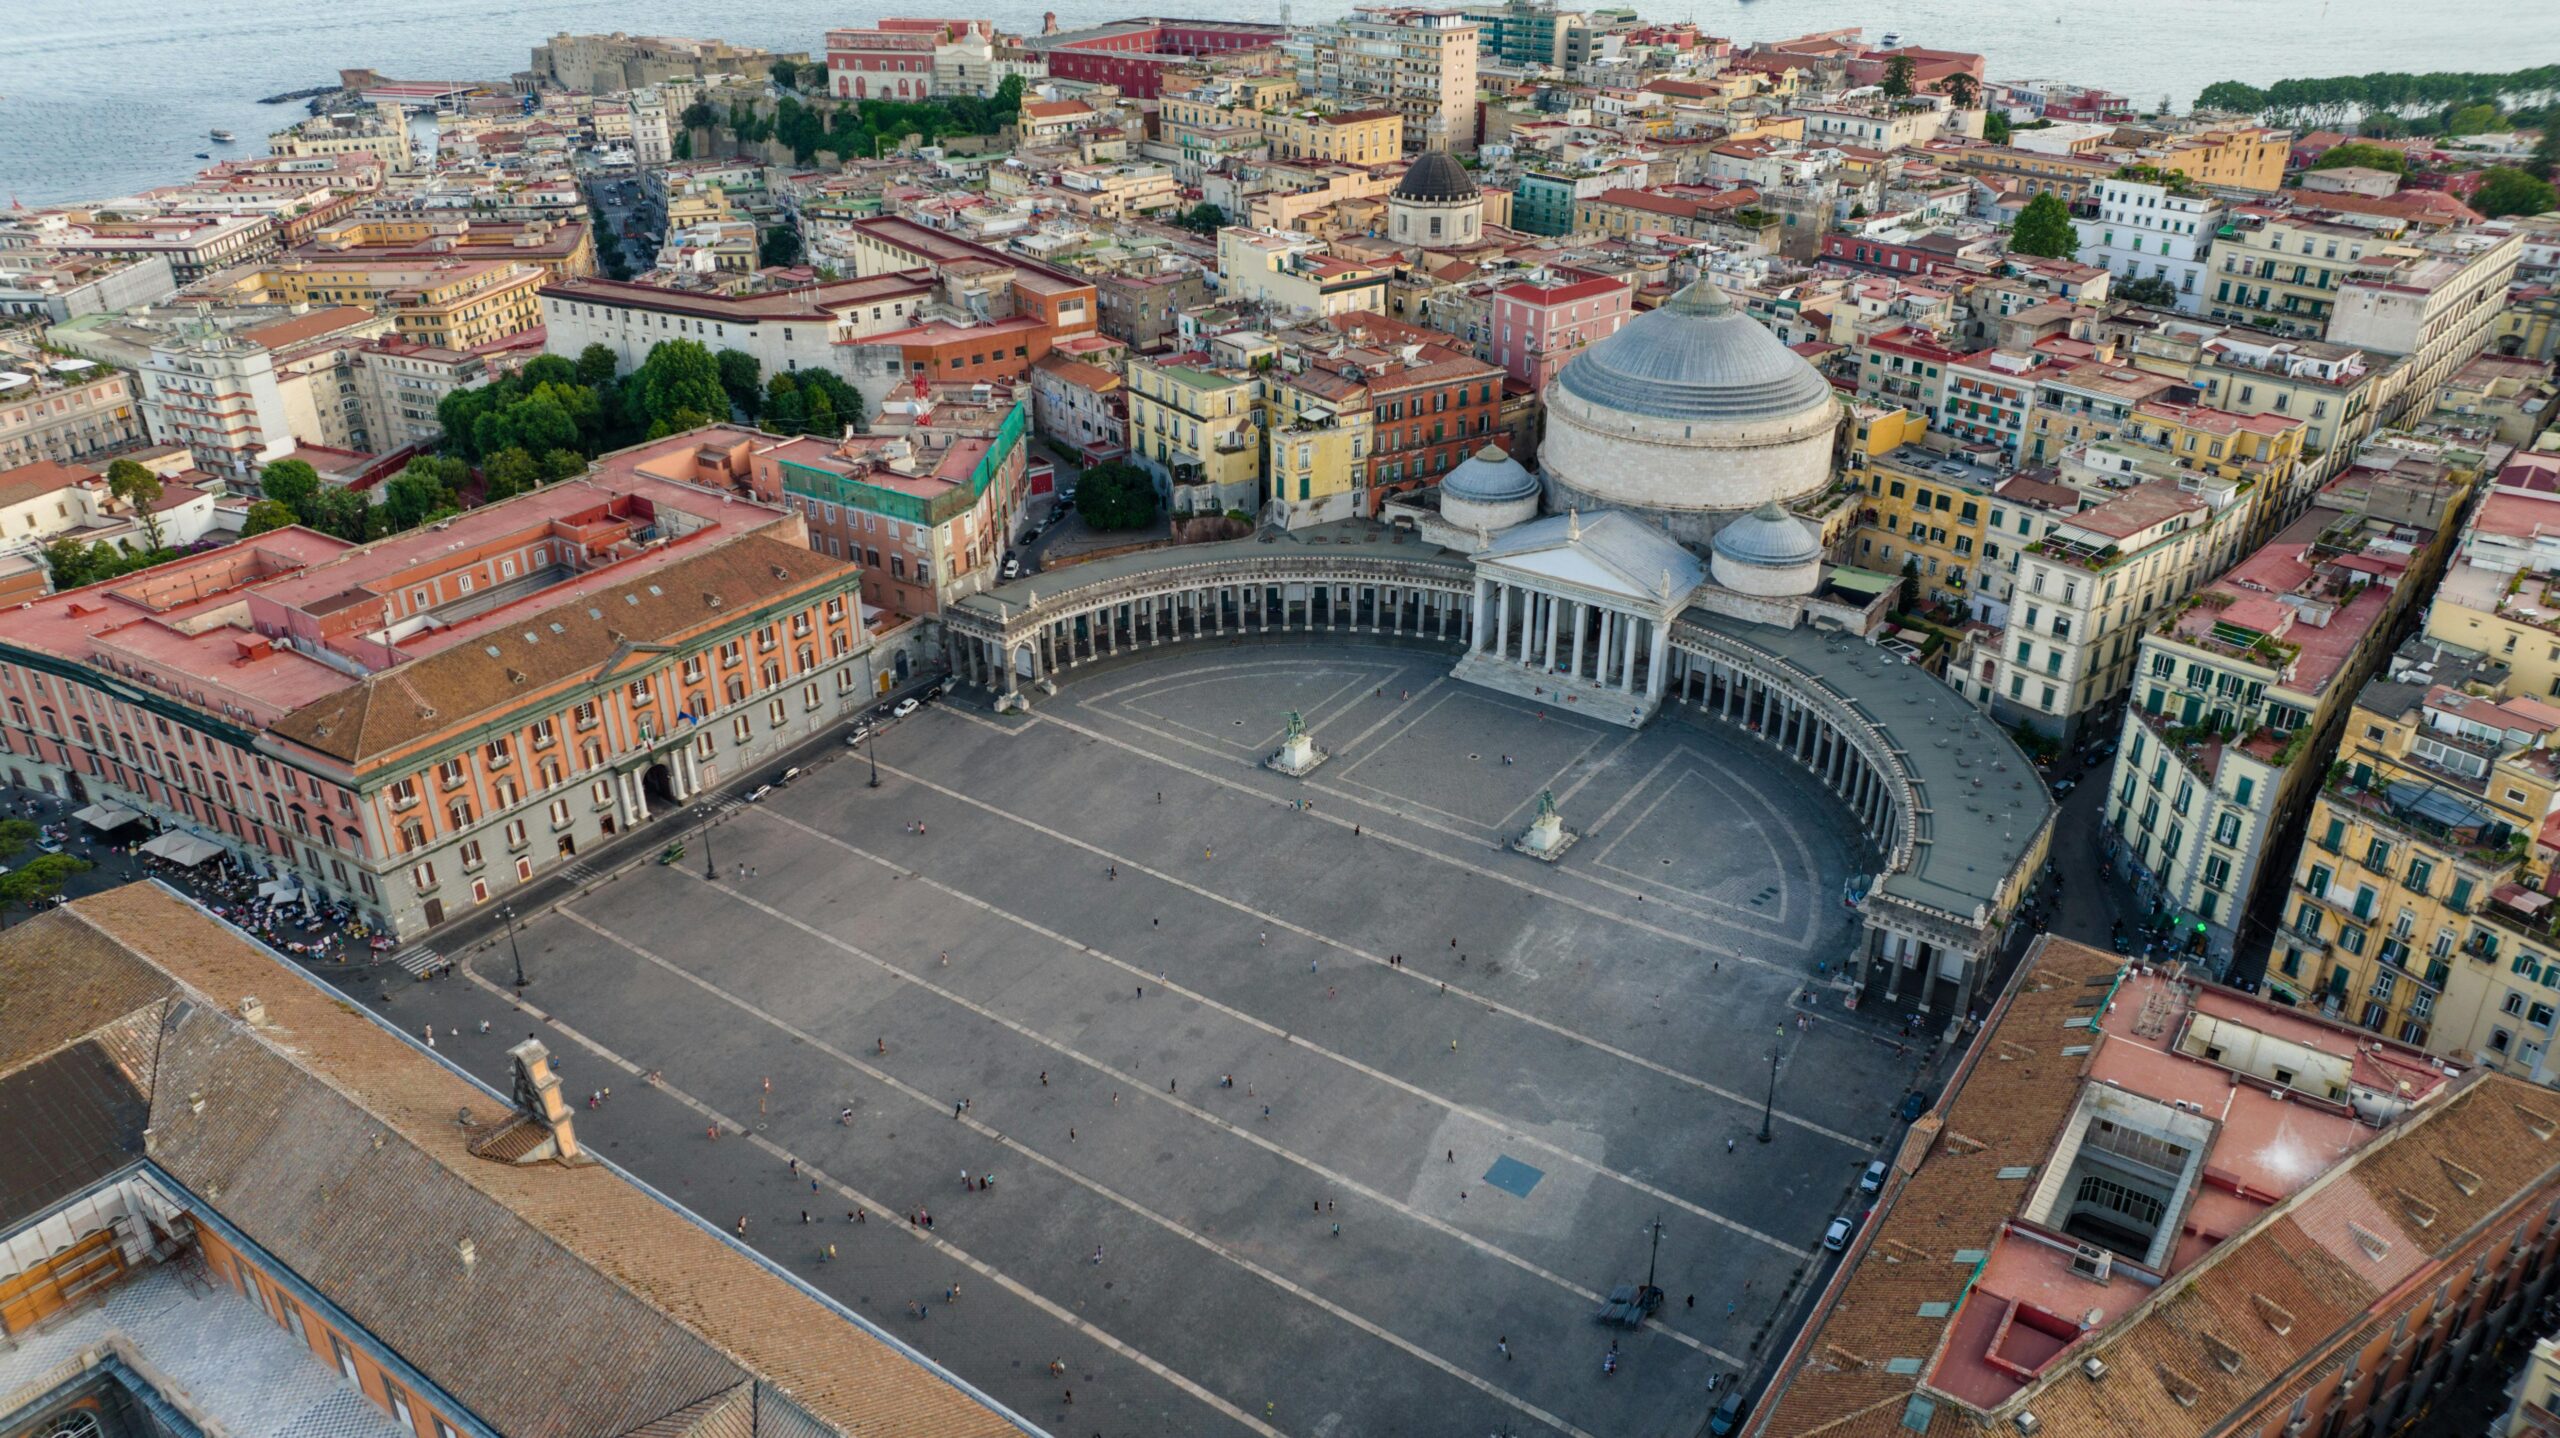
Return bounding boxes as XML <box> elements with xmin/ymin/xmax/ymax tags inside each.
<box><xmin>1451</xmin><ymin>510</ymin><xmax>1702</xmax><ymax>728</ymax></box>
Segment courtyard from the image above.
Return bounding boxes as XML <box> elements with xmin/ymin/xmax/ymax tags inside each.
<box><xmin>374</xmin><ymin>641</ymin><xmax>1927</xmax><ymax>1437</ymax></box>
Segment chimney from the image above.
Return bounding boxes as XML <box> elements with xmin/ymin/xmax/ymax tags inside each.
<box><xmin>506</xmin><ymin>1039</ymin><xmax>582</xmax><ymax>1162</ymax></box>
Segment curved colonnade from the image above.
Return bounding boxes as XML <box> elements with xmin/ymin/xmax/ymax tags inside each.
<box><xmin>944</xmin><ymin>545</ymin><xmax>2042</xmax><ymax>1017</ymax></box>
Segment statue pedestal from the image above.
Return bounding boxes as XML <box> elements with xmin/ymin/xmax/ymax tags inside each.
<box><xmin>1513</xmin><ymin>810</ymin><xmax>1576</xmax><ymax>862</ymax></box>
<box><xmin>994</xmin><ymin>691</ymin><xmax>1031</xmax><ymax>714</ymax></box>
<box><xmin>1266</xmin><ymin>731</ymin><xmax>1329</xmax><ymax>777</ymax></box>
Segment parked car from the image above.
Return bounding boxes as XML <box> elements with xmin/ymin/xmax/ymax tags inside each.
<box><xmin>1860</xmin><ymin>1159</ymin><xmax>1888</xmax><ymax>1194</ymax></box>
<box><xmin>893</xmin><ymin>697</ymin><xmax>920</xmax><ymax>718</ymax></box>
<box><xmin>844</xmin><ymin>724</ymin><xmax>872</xmax><ymax>747</ymax></box>
<box><xmin>1822</xmin><ymin>1215</ymin><xmax>1855</xmax><ymax>1251</ymax></box>
<box><xmin>1898</xmin><ymin>1090</ymin><xmax>1933</xmax><ymax>1122</ymax></box>
<box><xmin>1708</xmin><ymin>1391</ymin><xmax>1749</xmax><ymax>1436</ymax></box>
<box><xmin>1001</xmin><ymin>556</ymin><xmax>1021</xmax><ymax>580</ymax></box>
<box><xmin>744</xmin><ymin>784</ymin><xmax>773</xmax><ymax>804</ymax></box>
<box><xmin>923</xmin><ymin>683</ymin><xmax>946</xmax><ymax>702</ymax></box>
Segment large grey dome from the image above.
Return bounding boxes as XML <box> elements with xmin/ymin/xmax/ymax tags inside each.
<box><xmin>1393</xmin><ymin>150</ymin><xmax>1478</xmax><ymax>202</ymax></box>
<box><xmin>1711</xmin><ymin>502</ymin><xmax>1822</xmax><ymax>569</ymax></box>
<box><xmin>1441</xmin><ymin>444</ymin><xmax>1537</xmax><ymax>504</ymax></box>
<box><xmin>1553</xmin><ymin>276</ymin><xmax>1835</xmax><ymax>424</ymax></box>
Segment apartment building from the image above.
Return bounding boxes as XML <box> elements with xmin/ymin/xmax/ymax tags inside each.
<box><xmin>2276</xmin><ymin>649</ymin><xmax>2558</xmax><ymax>1051</ymax></box>
<box><xmin>1216</xmin><ymin>227</ymin><xmax>1393</xmax><ymax>319</ymax></box>
<box><xmin>1755</xmin><ymin>933</ymin><xmax>2560</xmax><ymax>1438</ymax></box>
<box><xmin>2331</xmin><ymin>223</ymin><xmax>2526</xmax><ymax>405</ymax></box>
<box><xmin>268</xmin><ymin>106</ymin><xmax>415</xmax><ymax>171</ymax></box>
<box><xmin>2110</xmin><ymin>470</ymin><xmax>2467</xmax><ymax>970</ymax></box>
<box><xmin>1845</xmin><ymin>440</ymin><xmax>2005</xmax><ymax>610</ymax></box>
<box><xmin>350</xmin><ymin>335</ymin><xmax>493</xmax><ymax>453</ymax></box>
<box><xmin>288</xmin><ymin>214</ymin><xmax>596</xmax><ymax>282</ymax></box>
<box><xmin>2020</xmin><ymin>359</ymin><xmax>2181</xmax><ymax>465</ymax></box>
<box><xmin>1127</xmin><ymin>352</ymin><xmax>1263</xmax><ymax>514</ymax></box>
<box><xmin>136</xmin><ymin>327</ymin><xmax>297</xmax><ymax>484</ymax></box>
<box><xmin>2206</xmin><ymin>214</ymin><xmax>2394</xmax><ymax>338</ymax></box>
<box><xmin>0</xmin><ymin>359</ymin><xmax>145</xmax><ymax>472</ymax></box>
<box><xmin>1328</xmin><ymin>7</ymin><xmax>1481</xmax><ymax>150</ymax></box>
<box><xmin>1160</xmin><ymin>80</ymin><xmax>1407</xmax><ymax>166</ymax></box>
<box><xmin>740</xmin><ymin>399</ymin><xmax>1028</xmax><ymax>621</ymax></box>
<box><xmin>1939</xmin><ymin>348</ymin><xmax>2057</xmax><ymax>459</ymax></box>
<box><xmin>824</xmin><ymin>27</ymin><xmax>942</xmax><ymax>100</ymax></box>
<box><xmin>1989</xmin><ymin>481</ymin><xmax>2218</xmax><ymax>739</ymax></box>
<box><xmin>1486</xmin><ymin>272</ymin><xmax>1631</xmax><ymax>391</ymax></box>
<box><xmin>225</xmin><ymin>257</ymin><xmax>547</xmax><ymax>349</ymax></box>
<box><xmin>0</xmin><ymin>471</ymin><xmax>875</xmax><ymax>939</ymax></box>
<box><xmin>1028</xmin><ymin>349</ymin><xmax>1126</xmax><ymax>466</ymax></box>
<box><xmin>2076</xmin><ymin>174</ymin><xmax>2222</xmax><ymax>314</ymax></box>
<box><xmin>44</xmin><ymin>214</ymin><xmax>280</xmax><ymax>285</ymax></box>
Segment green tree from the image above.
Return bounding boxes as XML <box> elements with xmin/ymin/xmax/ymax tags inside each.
<box><xmin>1881</xmin><ymin>55</ymin><xmax>1917</xmax><ymax>100</ymax></box>
<box><xmin>2008</xmin><ymin>192</ymin><xmax>2080</xmax><ymax>259</ymax></box>
<box><xmin>540</xmin><ymin>449</ymin><xmax>588</xmax><ymax>482</ymax></box>
<box><xmin>258</xmin><ymin>458</ymin><xmax>322</xmax><ymax>516</ymax></box>
<box><xmin>41</xmin><ymin>538</ymin><xmax>97</xmax><ymax>591</ymax></box>
<box><xmin>519</xmin><ymin>354</ymin><xmax>577</xmax><ymax>390</ymax></box>
<box><xmin>483</xmin><ymin>447</ymin><xmax>542</xmax><ymax>502</ymax></box>
<box><xmin>306</xmin><ymin>486</ymin><xmax>375</xmax><ymax>543</ymax></box>
<box><xmin>505</xmin><ymin>392</ymin><xmax>580</xmax><ymax>456</ymax></box>
<box><xmin>1896</xmin><ymin>556</ymin><xmax>1921</xmax><ymax>614</ymax></box>
<box><xmin>240</xmin><ymin>499</ymin><xmax>295</xmax><ymax>536</ymax></box>
<box><xmin>1</xmin><ymin>853</ymin><xmax>92</xmax><ymax>915</ymax></box>
<box><xmin>575</xmin><ymin>343</ymin><xmax>621</xmax><ymax>387</ymax></box>
<box><xmin>2195</xmin><ymin>80</ymin><xmax>2268</xmax><ymax>113</ymax></box>
<box><xmin>2473</xmin><ymin>165</ymin><xmax>2559</xmax><ymax>218</ymax></box>
<box><xmin>1075</xmin><ymin>461</ymin><xmax>1159</xmax><ymax>532</ymax></box>
<box><xmin>2309</xmin><ymin>141</ymin><xmax>2410</xmax><ymax>174</ymax></box>
<box><xmin>765</xmin><ymin>373</ymin><xmax>809</xmax><ymax>434</ymax></box>
<box><xmin>2531</xmin><ymin>124</ymin><xmax>2560</xmax><ymax>183</ymax></box>
<box><xmin>1940</xmin><ymin>72</ymin><xmax>1978</xmax><ymax>110</ymax></box>
<box><xmin>1173</xmin><ymin>202</ymin><xmax>1228</xmax><ymax>234</ymax></box>
<box><xmin>673</xmin><ymin>132</ymin><xmax>692</xmax><ymax>162</ymax></box>
<box><xmin>1983</xmin><ymin>108</ymin><xmax>2012</xmax><ymax>145</ymax></box>
<box><xmin>681</xmin><ymin>100</ymin><xmax>716</xmax><ymax>131</ymax></box>
<box><xmin>0</xmin><ymin>818</ymin><xmax>36</xmax><ymax>861</ymax></box>
<box><xmin>798</xmin><ymin>370</ymin><xmax>865</xmax><ymax>434</ymax></box>
<box><xmin>770</xmin><ymin>58</ymin><xmax>800</xmax><ymax>89</ymax></box>
<box><xmin>635</xmin><ymin>340</ymin><xmax>727</xmax><ymax>431</ymax></box>
<box><xmin>2116</xmin><ymin>275</ymin><xmax>2181</xmax><ymax>308</ymax></box>
<box><xmin>759</xmin><ymin>225</ymin><xmax>804</xmax><ymax>267</ymax></box>
<box><xmin>382</xmin><ymin>462</ymin><xmax>457</xmax><ymax>531</ymax></box>
<box><xmin>105</xmin><ymin>458</ymin><xmax>165</xmax><ymax>552</ymax></box>
<box><xmin>2446</xmin><ymin>103</ymin><xmax>2505</xmax><ymax>136</ymax></box>
<box><xmin>715</xmin><ymin>349</ymin><xmax>762</xmax><ymax>419</ymax></box>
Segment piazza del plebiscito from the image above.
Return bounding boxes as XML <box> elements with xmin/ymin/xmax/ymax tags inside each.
<box><xmin>945</xmin><ymin>278</ymin><xmax>2054</xmax><ymax>1021</ymax></box>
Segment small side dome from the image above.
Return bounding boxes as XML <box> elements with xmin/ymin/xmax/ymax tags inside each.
<box><xmin>1441</xmin><ymin>444</ymin><xmax>1537</xmax><ymax>505</ymax></box>
<box><xmin>1710</xmin><ymin>502</ymin><xmax>1824</xmax><ymax>598</ymax></box>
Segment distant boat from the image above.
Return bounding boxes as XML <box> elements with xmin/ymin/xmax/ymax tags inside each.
<box><xmin>1879</xmin><ymin>31</ymin><xmax>1902</xmax><ymax>47</ymax></box>
<box><xmin>193</xmin><ymin>152</ymin><xmax>211</xmax><ymax>159</ymax></box>
<box><xmin>210</xmin><ymin>129</ymin><xmax>235</xmax><ymax>143</ymax></box>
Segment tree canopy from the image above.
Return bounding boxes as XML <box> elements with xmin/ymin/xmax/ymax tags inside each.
<box><xmin>1172</xmin><ymin>202</ymin><xmax>1228</xmax><ymax>235</ymax></box>
<box><xmin>105</xmin><ymin>458</ymin><xmax>165</xmax><ymax>552</ymax></box>
<box><xmin>2008</xmin><ymin>192</ymin><xmax>2081</xmax><ymax>259</ymax></box>
<box><xmin>1075</xmin><ymin>462</ymin><xmax>1159</xmax><ymax>533</ymax></box>
<box><xmin>1881</xmin><ymin>55</ymin><xmax>1916</xmax><ymax>100</ymax></box>
<box><xmin>2473</xmin><ymin>166</ymin><xmax>2559</xmax><ymax>219</ymax></box>
<box><xmin>2194</xmin><ymin>65</ymin><xmax>2560</xmax><ymax>132</ymax></box>
<box><xmin>2115</xmin><ymin>276</ymin><xmax>2181</xmax><ymax>308</ymax></box>
<box><xmin>2307</xmin><ymin>141</ymin><xmax>2410</xmax><ymax>174</ymax></box>
<box><xmin>1982</xmin><ymin>108</ymin><xmax>2012</xmax><ymax>145</ymax></box>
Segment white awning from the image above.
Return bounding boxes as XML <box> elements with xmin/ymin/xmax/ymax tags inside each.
<box><xmin>141</xmin><ymin>831</ymin><xmax>226</xmax><ymax>867</ymax></box>
<box><xmin>72</xmin><ymin>800</ymin><xmax>143</xmax><ymax>830</ymax></box>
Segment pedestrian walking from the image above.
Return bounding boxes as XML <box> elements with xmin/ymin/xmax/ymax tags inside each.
<box><xmin>789</xmin><ymin>1157</ymin><xmax>799</xmax><ymax>1176</ymax></box>
<box><xmin>1447</xmin><ymin>1149</ymin><xmax>1454</xmax><ymax>1163</ymax></box>
<box><xmin>1069</xmin><ymin>1128</ymin><xmax>1077</xmax><ymax>1141</ymax></box>
<box><xmin>1261</xmin><ymin>1105</ymin><xmax>1271</xmax><ymax>1119</ymax></box>
<box><xmin>1092</xmin><ymin>1246</ymin><xmax>1104</xmax><ymax>1265</ymax></box>
<box><xmin>1040</xmin><ymin>1071</ymin><xmax>1049</xmax><ymax>1086</ymax></box>
<box><xmin>736</xmin><ymin>1216</ymin><xmax>749</xmax><ymax>1236</ymax></box>
<box><xmin>1726</xmin><ymin>1137</ymin><xmax>1736</xmax><ymax>1153</ymax></box>
<box><xmin>1498</xmin><ymin>1337</ymin><xmax>1511</xmax><ymax>1361</ymax></box>
<box><xmin>1330</xmin><ymin>1223</ymin><xmax>1340</xmax><ymax>1237</ymax></box>
<box><xmin>801</xmin><ymin>1210</ymin><xmax>811</xmax><ymax>1224</ymax></box>
<box><xmin>877</xmin><ymin>1037</ymin><xmax>887</xmax><ymax>1055</ymax></box>
<box><xmin>708</xmin><ymin>1124</ymin><xmax>721</xmax><ymax>1141</ymax></box>
<box><xmin>946</xmin><ymin>1283</ymin><xmax>960</xmax><ymax>1304</ymax></box>
<box><xmin>954</xmin><ymin>1100</ymin><xmax>965</xmax><ymax>1119</ymax></box>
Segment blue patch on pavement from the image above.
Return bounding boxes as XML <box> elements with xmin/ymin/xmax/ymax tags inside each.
<box><xmin>1482</xmin><ymin>1156</ymin><xmax>1544</xmax><ymax>1198</ymax></box>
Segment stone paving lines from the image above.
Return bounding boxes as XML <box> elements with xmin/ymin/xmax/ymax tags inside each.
<box><xmin>383</xmin><ymin>644</ymin><xmax>1917</xmax><ymax>1438</ymax></box>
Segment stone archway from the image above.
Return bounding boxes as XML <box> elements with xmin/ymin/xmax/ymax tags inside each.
<box><xmin>643</xmin><ymin>761</ymin><xmax>678</xmax><ymax>809</ymax></box>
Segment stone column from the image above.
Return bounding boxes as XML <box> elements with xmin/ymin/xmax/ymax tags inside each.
<box><xmin>1597</xmin><ymin>610</ymin><xmax>1615</xmax><ymax>686</ymax></box>
<box><xmin>1543</xmin><ymin>595</ymin><xmax>1561</xmax><ymax>671</ymax></box>
<box><xmin>1518</xmin><ymin>588</ymin><xmax>1538</xmax><ymax>666</ymax></box>
<box><xmin>1646</xmin><ymin>616</ymin><xmax>1669</xmax><ymax>700</ymax></box>
<box><xmin>1473</xmin><ymin>576</ymin><xmax>1491</xmax><ymax>653</ymax></box>
<box><xmin>1619</xmin><ymin>615</ymin><xmax>1639</xmax><ymax>692</ymax></box>
<box><xmin>1569</xmin><ymin>602</ymin><xmax>1587</xmax><ymax>682</ymax></box>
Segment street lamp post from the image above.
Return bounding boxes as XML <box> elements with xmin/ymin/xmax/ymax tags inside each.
<box><xmin>700</xmin><ymin>805</ymin><xmax>718</xmax><ymax>881</ymax></box>
<box><xmin>866</xmin><ymin>724</ymin><xmax>881</xmax><ymax>789</ymax></box>
<box><xmin>1758</xmin><ymin>1025</ymin><xmax>1781</xmax><ymax>1144</ymax></box>
<box><xmin>503</xmin><ymin>905</ymin><xmax>527</xmax><ymax>988</ymax></box>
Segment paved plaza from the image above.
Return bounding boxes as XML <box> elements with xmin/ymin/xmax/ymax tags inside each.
<box><xmin>374</xmin><ymin>641</ymin><xmax>1929</xmax><ymax>1437</ymax></box>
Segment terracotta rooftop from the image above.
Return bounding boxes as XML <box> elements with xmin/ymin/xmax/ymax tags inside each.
<box><xmin>3</xmin><ymin>885</ymin><xmax>1028</xmax><ymax>1438</ymax></box>
<box><xmin>1755</xmin><ymin>937</ymin><xmax>2507</xmax><ymax>1438</ymax></box>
